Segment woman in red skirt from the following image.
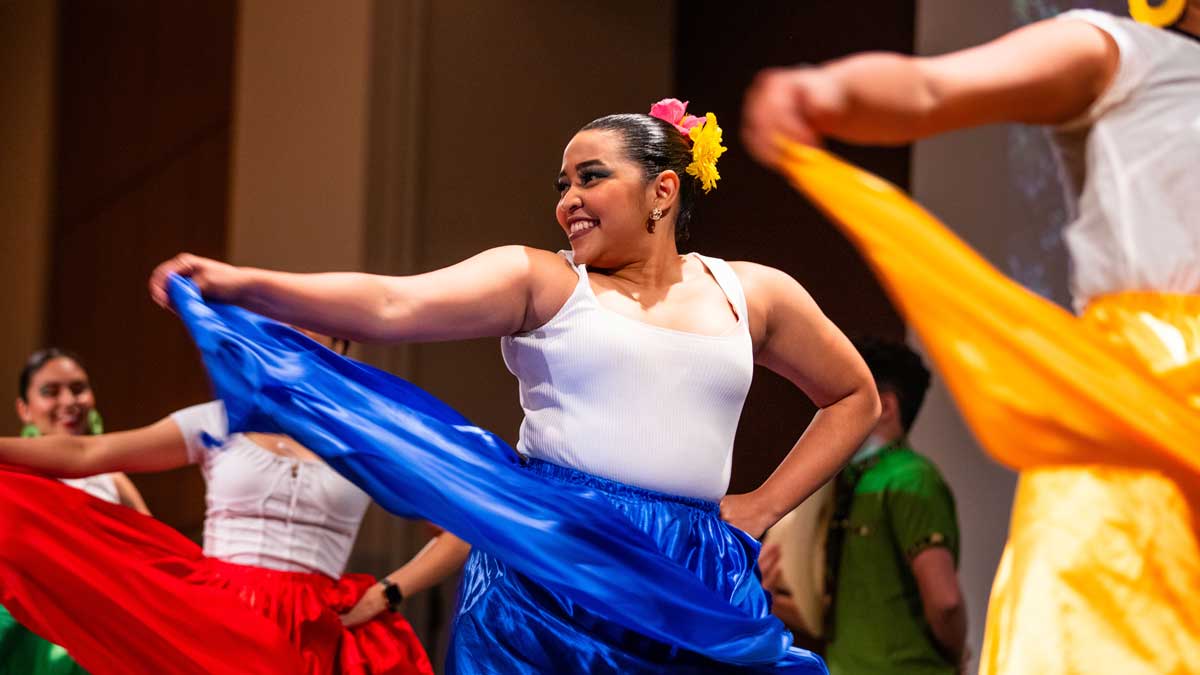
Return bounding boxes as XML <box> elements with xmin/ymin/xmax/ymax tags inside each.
<box><xmin>0</xmin><ymin>342</ymin><xmax>467</xmax><ymax>675</ymax></box>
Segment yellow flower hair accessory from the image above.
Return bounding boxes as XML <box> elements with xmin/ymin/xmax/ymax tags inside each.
<box><xmin>686</xmin><ymin>112</ymin><xmax>727</xmax><ymax>193</ymax></box>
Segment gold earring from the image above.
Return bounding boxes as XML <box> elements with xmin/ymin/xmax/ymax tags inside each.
<box><xmin>1129</xmin><ymin>0</ymin><xmax>1186</xmax><ymax>26</ymax></box>
<box><xmin>647</xmin><ymin>207</ymin><xmax>664</xmax><ymax>233</ymax></box>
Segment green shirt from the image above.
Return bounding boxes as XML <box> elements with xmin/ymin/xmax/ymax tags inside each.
<box><xmin>825</xmin><ymin>443</ymin><xmax>960</xmax><ymax>675</ymax></box>
<box><xmin>0</xmin><ymin>605</ymin><xmax>88</xmax><ymax>675</ymax></box>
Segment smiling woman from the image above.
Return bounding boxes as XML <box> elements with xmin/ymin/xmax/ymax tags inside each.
<box><xmin>0</xmin><ymin>340</ymin><xmax>463</xmax><ymax>675</ymax></box>
<box><xmin>1</xmin><ymin>348</ymin><xmax>149</xmax><ymax>675</ymax></box>
<box><xmin>558</xmin><ymin>113</ymin><xmax>697</xmax><ymax>249</ymax></box>
<box><xmin>142</xmin><ymin>97</ymin><xmax>879</xmax><ymax>674</ymax></box>
<box><xmin>18</xmin><ymin>349</ymin><xmax>99</xmax><ymax>438</ymax></box>
<box><xmin>14</xmin><ymin>348</ymin><xmax>148</xmax><ymax>510</ymax></box>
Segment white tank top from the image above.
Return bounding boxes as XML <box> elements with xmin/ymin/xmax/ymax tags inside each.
<box><xmin>502</xmin><ymin>252</ymin><xmax>755</xmax><ymax>501</ymax></box>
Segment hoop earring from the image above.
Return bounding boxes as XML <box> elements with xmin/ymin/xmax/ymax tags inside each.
<box><xmin>1129</xmin><ymin>0</ymin><xmax>1186</xmax><ymax>27</ymax></box>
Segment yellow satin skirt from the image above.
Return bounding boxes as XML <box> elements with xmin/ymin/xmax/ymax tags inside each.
<box><xmin>779</xmin><ymin>145</ymin><xmax>1200</xmax><ymax>675</ymax></box>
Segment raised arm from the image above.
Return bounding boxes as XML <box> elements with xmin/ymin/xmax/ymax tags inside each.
<box><xmin>149</xmin><ymin>246</ymin><xmax>578</xmax><ymax>343</ymax></box>
<box><xmin>0</xmin><ymin>416</ymin><xmax>190</xmax><ymax>478</ymax></box>
<box><xmin>742</xmin><ymin>18</ymin><xmax>1119</xmax><ymax>164</ymax></box>
<box><xmin>719</xmin><ymin>263</ymin><xmax>880</xmax><ymax>538</ymax></box>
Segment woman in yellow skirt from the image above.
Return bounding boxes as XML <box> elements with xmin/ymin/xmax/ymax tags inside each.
<box><xmin>743</xmin><ymin>4</ymin><xmax>1200</xmax><ymax>674</ymax></box>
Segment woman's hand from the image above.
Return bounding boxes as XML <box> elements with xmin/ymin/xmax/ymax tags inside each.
<box><xmin>720</xmin><ymin>491</ymin><xmax>779</xmax><ymax>540</ymax></box>
<box><xmin>340</xmin><ymin>528</ymin><xmax>470</xmax><ymax>629</ymax></box>
<box><xmin>339</xmin><ymin>583</ymin><xmax>390</xmax><ymax>628</ymax></box>
<box><xmin>148</xmin><ymin>253</ymin><xmax>245</xmax><ymax>309</ymax></box>
<box><xmin>741</xmin><ymin>67</ymin><xmax>834</xmax><ymax>168</ymax></box>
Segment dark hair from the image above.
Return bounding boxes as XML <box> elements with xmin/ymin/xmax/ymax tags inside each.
<box><xmin>578</xmin><ymin>113</ymin><xmax>701</xmax><ymax>243</ymax></box>
<box><xmin>853</xmin><ymin>337</ymin><xmax>931</xmax><ymax>432</ymax></box>
<box><xmin>18</xmin><ymin>348</ymin><xmax>87</xmax><ymax>402</ymax></box>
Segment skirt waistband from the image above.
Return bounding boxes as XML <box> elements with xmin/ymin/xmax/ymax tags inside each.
<box><xmin>197</xmin><ymin>557</ymin><xmax>339</xmax><ymax>589</ymax></box>
<box><xmin>522</xmin><ymin>458</ymin><xmax>721</xmax><ymax>515</ymax></box>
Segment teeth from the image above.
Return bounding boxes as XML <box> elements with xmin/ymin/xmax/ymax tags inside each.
<box><xmin>570</xmin><ymin>220</ymin><xmax>598</xmax><ymax>234</ymax></box>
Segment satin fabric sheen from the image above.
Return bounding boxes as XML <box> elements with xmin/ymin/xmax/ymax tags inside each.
<box><xmin>450</xmin><ymin>459</ymin><xmax>820</xmax><ymax>674</ymax></box>
<box><xmin>167</xmin><ymin>276</ymin><xmax>826</xmax><ymax>673</ymax></box>
<box><xmin>0</xmin><ymin>470</ymin><xmax>432</xmax><ymax>674</ymax></box>
<box><xmin>778</xmin><ymin>144</ymin><xmax>1200</xmax><ymax>675</ymax></box>
<box><xmin>0</xmin><ymin>469</ymin><xmax>304</xmax><ymax>675</ymax></box>
<box><xmin>189</xmin><ymin>559</ymin><xmax>433</xmax><ymax>674</ymax></box>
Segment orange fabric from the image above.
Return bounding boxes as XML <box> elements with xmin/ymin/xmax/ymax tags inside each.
<box><xmin>779</xmin><ymin>145</ymin><xmax>1200</xmax><ymax>674</ymax></box>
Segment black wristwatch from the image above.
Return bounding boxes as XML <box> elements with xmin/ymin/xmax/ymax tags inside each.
<box><xmin>379</xmin><ymin>577</ymin><xmax>404</xmax><ymax>612</ymax></box>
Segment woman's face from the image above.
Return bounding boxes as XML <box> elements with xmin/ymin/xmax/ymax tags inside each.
<box><xmin>555</xmin><ymin>129</ymin><xmax>658</xmax><ymax>267</ymax></box>
<box><xmin>16</xmin><ymin>357</ymin><xmax>95</xmax><ymax>436</ymax></box>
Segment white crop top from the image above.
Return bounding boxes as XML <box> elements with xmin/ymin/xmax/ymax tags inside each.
<box><xmin>501</xmin><ymin>252</ymin><xmax>755</xmax><ymax>501</ymax></box>
<box><xmin>170</xmin><ymin>401</ymin><xmax>370</xmax><ymax>578</ymax></box>
<box><xmin>1054</xmin><ymin>11</ymin><xmax>1200</xmax><ymax>310</ymax></box>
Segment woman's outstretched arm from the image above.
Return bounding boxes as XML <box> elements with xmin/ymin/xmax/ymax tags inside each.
<box><xmin>149</xmin><ymin>246</ymin><xmax>577</xmax><ymax>343</ymax></box>
<box><xmin>742</xmin><ymin>18</ymin><xmax>1118</xmax><ymax>164</ymax></box>
<box><xmin>0</xmin><ymin>417</ymin><xmax>189</xmax><ymax>478</ymax></box>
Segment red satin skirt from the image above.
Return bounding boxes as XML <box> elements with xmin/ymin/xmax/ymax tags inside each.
<box><xmin>0</xmin><ymin>468</ymin><xmax>433</xmax><ymax>675</ymax></box>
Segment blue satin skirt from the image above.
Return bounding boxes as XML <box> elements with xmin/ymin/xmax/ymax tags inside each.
<box><xmin>167</xmin><ymin>276</ymin><xmax>826</xmax><ymax>674</ymax></box>
<box><xmin>450</xmin><ymin>459</ymin><xmax>821</xmax><ymax>674</ymax></box>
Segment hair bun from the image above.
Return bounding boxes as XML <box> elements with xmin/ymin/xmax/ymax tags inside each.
<box><xmin>648</xmin><ymin>98</ymin><xmax>726</xmax><ymax>192</ymax></box>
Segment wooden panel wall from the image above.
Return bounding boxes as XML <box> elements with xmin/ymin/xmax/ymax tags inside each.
<box><xmin>47</xmin><ymin>0</ymin><xmax>238</xmax><ymax>533</ymax></box>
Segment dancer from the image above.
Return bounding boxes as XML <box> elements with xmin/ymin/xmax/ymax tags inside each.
<box><xmin>1</xmin><ymin>349</ymin><xmax>149</xmax><ymax>675</ymax></box>
<box><xmin>16</xmin><ymin>348</ymin><xmax>148</xmax><ymax>512</ymax></box>
<box><xmin>0</xmin><ymin>336</ymin><xmax>466</xmax><ymax>674</ymax></box>
<box><xmin>148</xmin><ymin>100</ymin><xmax>879</xmax><ymax>673</ymax></box>
<box><xmin>743</xmin><ymin>4</ymin><xmax>1200</xmax><ymax>674</ymax></box>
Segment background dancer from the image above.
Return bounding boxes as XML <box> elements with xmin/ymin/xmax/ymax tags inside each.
<box><xmin>742</xmin><ymin>4</ymin><xmax>1200</xmax><ymax>673</ymax></box>
<box><xmin>1</xmin><ymin>348</ymin><xmax>149</xmax><ymax>675</ymax></box>
<box><xmin>15</xmin><ymin>348</ymin><xmax>148</xmax><ymax>512</ymax></box>
<box><xmin>0</xmin><ymin>336</ymin><xmax>466</xmax><ymax>674</ymax></box>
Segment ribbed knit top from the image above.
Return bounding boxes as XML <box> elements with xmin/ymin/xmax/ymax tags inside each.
<box><xmin>501</xmin><ymin>252</ymin><xmax>754</xmax><ymax>501</ymax></box>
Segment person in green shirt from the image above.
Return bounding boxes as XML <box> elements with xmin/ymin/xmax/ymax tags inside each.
<box><xmin>0</xmin><ymin>606</ymin><xmax>84</xmax><ymax>675</ymax></box>
<box><xmin>762</xmin><ymin>338</ymin><xmax>966</xmax><ymax>675</ymax></box>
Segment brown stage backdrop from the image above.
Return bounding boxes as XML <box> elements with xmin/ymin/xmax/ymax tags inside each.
<box><xmin>47</xmin><ymin>0</ymin><xmax>238</xmax><ymax>536</ymax></box>
<box><xmin>676</xmin><ymin>2</ymin><xmax>913</xmax><ymax>493</ymax></box>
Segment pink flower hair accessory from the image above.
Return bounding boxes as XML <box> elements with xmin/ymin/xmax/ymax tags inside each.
<box><xmin>649</xmin><ymin>98</ymin><xmax>706</xmax><ymax>136</ymax></box>
<box><xmin>647</xmin><ymin>97</ymin><xmax>727</xmax><ymax>193</ymax></box>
